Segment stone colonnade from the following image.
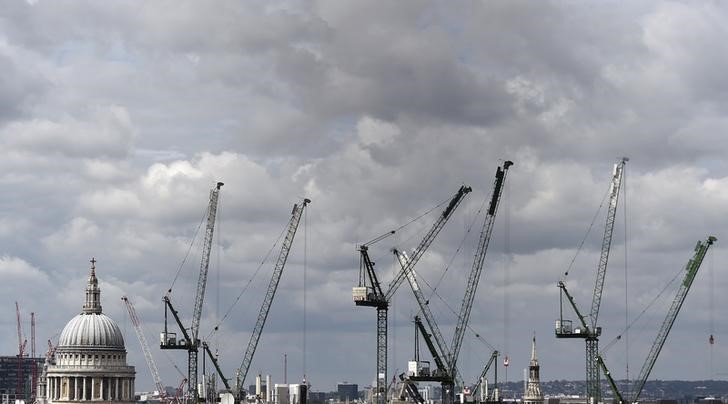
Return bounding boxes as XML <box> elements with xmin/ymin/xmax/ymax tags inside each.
<box><xmin>47</xmin><ymin>376</ymin><xmax>134</xmax><ymax>402</ymax></box>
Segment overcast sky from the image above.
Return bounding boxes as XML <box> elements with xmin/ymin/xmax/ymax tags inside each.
<box><xmin>2</xmin><ymin>0</ymin><xmax>728</xmax><ymax>395</ymax></box>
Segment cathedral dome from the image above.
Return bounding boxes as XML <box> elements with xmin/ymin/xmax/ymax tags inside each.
<box><xmin>56</xmin><ymin>257</ymin><xmax>126</xmax><ymax>351</ymax></box>
<box><xmin>58</xmin><ymin>312</ymin><xmax>125</xmax><ymax>349</ymax></box>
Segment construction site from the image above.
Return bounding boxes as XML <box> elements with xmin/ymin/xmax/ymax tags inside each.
<box><xmin>3</xmin><ymin>158</ymin><xmax>722</xmax><ymax>404</ymax></box>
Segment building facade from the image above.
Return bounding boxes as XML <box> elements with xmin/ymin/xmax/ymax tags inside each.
<box><xmin>42</xmin><ymin>259</ymin><xmax>135</xmax><ymax>404</ymax></box>
<box><xmin>337</xmin><ymin>383</ymin><xmax>358</xmax><ymax>402</ymax></box>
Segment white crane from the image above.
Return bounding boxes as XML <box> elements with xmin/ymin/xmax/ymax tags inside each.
<box><xmin>122</xmin><ymin>296</ymin><xmax>166</xmax><ymax>398</ymax></box>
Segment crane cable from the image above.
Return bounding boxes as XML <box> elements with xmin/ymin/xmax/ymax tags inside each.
<box><xmin>366</xmin><ymin>188</ymin><xmax>468</xmax><ymax>263</ymax></box>
<box><xmin>205</xmin><ymin>221</ymin><xmax>288</xmax><ymax>341</ymax></box>
<box><xmin>503</xmin><ymin>168</ymin><xmax>511</xmax><ymax>383</ymax></box>
<box><xmin>562</xmin><ymin>180</ymin><xmax>613</xmax><ymax>281</ymax></box>
<box><xmin>303</xmin><ymin>202</ymin><xmax>308</xmax><ymax>382</ymax></box>
<box><xmin>709</xmin><ymin>246</ymin><xmax>715</xmax><ymax>378</ymax></box>
<box><xmin>408</xmin><ymin>183</ymin><xmax>502</xmax><ymax>351</ymax></box>
<box><xmin>168</xmin><ymin>204</ymin><xmax>208</xmax><ymax>294</ymax></box>
<box><xmin>623</xmin><ymin>167</ymin><xmax>630</xmax><ymax>395</ymax></box>
<box><xmin>601</xmin><ymin>262</ymin><xmax>685</xmax><ymax>353</ymax></box>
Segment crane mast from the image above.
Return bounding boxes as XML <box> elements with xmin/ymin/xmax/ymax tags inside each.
<box><xmin>161</xmin><ymin>181</ymin><xmax>223</xmax><ymax>403</ymax></box>
<box><xmin>236</xmin><ymin>198</ymin><xmax>311</xmax><ymax>395</ymax></box>
<box><xmin>450</xmin><ymin>161</ymin><xmax>512</xmax><ymax>373</ymax></box>
<box><xmin>122</xmin><ymin>296</ymin><xmax>166</xmax><ymax>396</ymax></box>
<box><xmin>353</xmin><ymin>185</ymin><xmax>471</xmax><ymax>404</ymax></box>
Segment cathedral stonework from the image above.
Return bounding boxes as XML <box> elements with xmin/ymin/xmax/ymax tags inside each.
<box><xmin>523</xmin><ymin>335</ymin><xmax>544</xmax><ymax>404</ymax></box>
<box><xmin>44</xmin><ymin>259</ymin><xmax>136</xmax><ymax>404</ymax></box>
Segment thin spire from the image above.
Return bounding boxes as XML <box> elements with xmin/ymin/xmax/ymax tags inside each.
<box><xmin>531</xmin><ymin>332</ymin><xmax>538</xmax><ymax>363</ymax></box>
<box><xmin>82</xmin><ymin>257</ymin><xmax>103</xmax><ymax>314</ymax></box>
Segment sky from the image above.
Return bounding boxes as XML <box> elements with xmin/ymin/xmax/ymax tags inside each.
<box><xmin>2</xmin><ymin>0</ymin><xmax>728</xmax><ymax>395</ymax></box>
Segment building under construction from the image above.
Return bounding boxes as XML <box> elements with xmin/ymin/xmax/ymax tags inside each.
<box><xmin>0</xmin><ymin>356</ymin><xmax>44</xmax><ymax>403</ymax></box>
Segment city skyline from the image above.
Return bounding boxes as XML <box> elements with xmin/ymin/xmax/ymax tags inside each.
<box><xmin>1</xmin><ymin>0</ymin><xmax>728</xmax><ymax>393</ymax></box>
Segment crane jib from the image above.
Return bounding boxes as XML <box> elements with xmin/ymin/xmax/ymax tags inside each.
<box><xmin>442</xmin><ymin>185</ymin><xmax>472</xmax><ymax>218</ymax></box>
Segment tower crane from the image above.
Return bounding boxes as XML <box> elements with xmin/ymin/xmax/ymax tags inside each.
<box><xmin>354</xmin><ymin>185</ymin><xmax>472</xmax><ymax>404</ymax></box>
<box><xmin>161</xmin><ymin>181</ymin><xmax>224</xmax><ymax>403</ymax></box>
<box><xmin>122</xmin><ymin>296</ymin><xmax>167</xmax><ymax>398</ymax></box>
<box><xmin>598</xmin><ymin>236</ymin><xmax>717</xmax><ymax>404</ymax></box>
<box><xmin>235</xmin><ymin>198</ymin><xmax>311</xmax><ymax>397</ymax></box>
<box><xmin>556</xmin><ymin>157</ymin><xmax>627</xmax><ymax>404</ymax></box>
<box><xmin>395</xmin><ymin>161</ymin><xmax>512</xmax><ymax>404</ymax></box>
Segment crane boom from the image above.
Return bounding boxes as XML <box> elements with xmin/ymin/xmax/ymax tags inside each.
<box><xmin>597</xmin><ymin>355</ymin><xmax>625</xmax><ymax>404</ymax></box>
<box><xmin>202</xmin><ymin>341</ymin><xmax>231</xmax><ymax>391</ymax></box>
<box><xmin>16</xmin><ymin>302</ymin><xmax>26</xmax><ymax>402</ymax></box>
<box><xmin>237</xmin><ymin>198</ymin><xmax>311</xmax><ymax>394</ymax></box>
<box><xmin>122</xmin><ymin>296</ymin><xmax>166</xmax><ymax>396</ymax></box>
<box><xmin>472</xmin><ymin>350</ymin><xmax>499</xmax><ymax>397</ymax></box>
<box><xmin>191</xmin><ymin>182</ymin><xmax>224</xmax><ymax>342</ymax></box>
<box><xmin>31</xmin><ymin>312</ymin><xmax>37</xmax><ymax>403</ymax></box>
<box><xmin>414</xmin><ymin>316</ymin><xmax>448</xmax><ymax>374</ymax></box>
<box><xmin>451</xmin><ymin>161</ymin><xmax>512</xmax><ymax>372</ymax></box>
<box><xmin>395</xmin><ymin>250</ymin><xmax>452</xmax><ymax>377</ymax></box>
<box><xmin>384</xmin><ymin>185</ymin><xmax>472</xmax><ymax>301</ymax></box>
<box><xmin>630</xmin><ymin>236</ymin><xmax>716</xmax><ymax>402</ymax></box>
<box><xmin>590</xmin><ymin>157</ymin><xmax>627</xmax><ymax>328</ymax></box>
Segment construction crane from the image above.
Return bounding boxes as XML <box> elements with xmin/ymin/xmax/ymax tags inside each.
<box><xmin>35</xmin><ymin>340</ymin><xmax>57</xmax><ymax>404</ymax></box>
<box><xmin>450</xmin><ymin>161</ymin><xmax>512</xmax><ymax>376</ymax></box>
<box><xmin>599</xmin><ymin>236</ymin><xmax>717</xmax><ymax>404</ymax></box>
<box><xmin>16</xmin><ymin>302</ymin><xmax>27</xmax><ymax>402</ymax></box>
<box><xmin>31</xmin><ymin>312</ymin><xmax>37</xmax><ymax>404</ymax></box>
<box><xmin>354</xmin><ymin>185</ymin><xmax>472</xmax><ymax>404</ymax></box>
<box><xmin>395</xmin><ymin>161</ymin><xmax>512</xmax><ymax>404</ymax></box>
<box><xmin>235</xmin><ymin>198</ymin><xmax>311</xmax><ymax>397</ymax></box>
<box><xmin>122</xmin><ymin>296</ymin><xmax>166</xmax><ymax>397</ymax></box>
<box><xmin>555</xmin><ymin>157</ymin><xmax>627</xmax><ymax>404</ymax></box>
<box><xmin>472</xmin><ymin>351</ymin><xmax>499</xmax><ymax>404</ymax></box>
<box><xmin>161</xmin><ymin>181</ymin><xmax>224</xmax><ymax>403</ymax></box>
<box><xmin>202</xmin><ymin>341</ymin><xmax>231</xmax><ymax>392</ymax></box>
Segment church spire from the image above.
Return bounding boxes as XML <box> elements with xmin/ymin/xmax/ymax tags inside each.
<box><xmin>82</xmin><ymin>257</ymin><xmax>103</xmax><ymax>314</ymax></box>
<box><xmin>524</xmin><ymin>333</ymin><xmax>544</xmax><ymax>404</ymax></box>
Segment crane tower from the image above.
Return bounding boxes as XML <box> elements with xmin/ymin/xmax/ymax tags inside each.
<box><xmin>556</xmin><ymin>158</ymin><xmax>626</xmax><ymax>404</ymax></box>
<box><xmin>161</xmin><ymin>182</ymin><xmax>224</xmax><ymax>403</ymax></box>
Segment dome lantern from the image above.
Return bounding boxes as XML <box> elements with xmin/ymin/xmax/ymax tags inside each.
<box><xmin>82</xmin><ymin>257</ymin><xmax>102</xmax><ymax>314</ymax></box>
